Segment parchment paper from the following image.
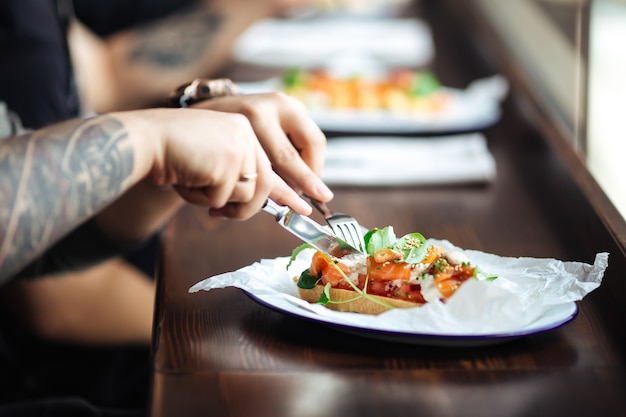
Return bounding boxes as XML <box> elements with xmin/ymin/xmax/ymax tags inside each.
<box><xmin>189</xmin><ymin>240</ymin><xmax>608</xmax><ymax>335</ymax></box>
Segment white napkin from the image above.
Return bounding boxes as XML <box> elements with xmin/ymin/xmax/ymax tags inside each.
<box><xmin>320</xmin><ymin>133</ymin><xmax>496</xmax><ymax>186</ymax></box>
<box><xmin>232</xmin><ymin>17</ymin><xmax>434</xmax><ymax>69</ymax></box>
<box><xmin>189</xmin><ymin>242</ymin><xmax>608</xmax><ymax>335</ymax></box>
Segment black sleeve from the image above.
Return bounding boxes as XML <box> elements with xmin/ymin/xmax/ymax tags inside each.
<box><xmin>0</xmin><ymin>0</ymin><xmax>79</xmax><ymax>130</ymax></box>
<box><xmin>14</xmin><ymin>218</ymin><xmax>144</xmax><ymax>280</ymax></box>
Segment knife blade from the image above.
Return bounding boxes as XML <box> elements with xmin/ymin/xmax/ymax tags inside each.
<box><xmin>262</xmin><ymin>199</ymin><xmax>363</xmax><ymax>258</ymax></box>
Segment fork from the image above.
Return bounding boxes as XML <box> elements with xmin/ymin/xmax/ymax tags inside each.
<box><xmin>308</xmin><ymin>197</ymin><xmax>366</xmax><ymax>253</ymax></box>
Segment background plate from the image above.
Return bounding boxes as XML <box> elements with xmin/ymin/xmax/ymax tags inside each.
<box><xmin>238</xmin><ymin>75</ymin><xmax>508</xmax><ymax>135</ymax></box>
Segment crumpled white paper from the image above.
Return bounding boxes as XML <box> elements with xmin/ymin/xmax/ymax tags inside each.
<box><xmin>189</xmin><ymin>240</ymin><xmax>608</xmax><ymax>336</ymax></box>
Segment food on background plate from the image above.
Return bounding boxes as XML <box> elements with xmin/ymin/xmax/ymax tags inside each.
<box><xmin>290</xmin><ymin>226</ymin><xmax>496</xmax><ymax>315</ymax></box>
<box><xmin>282</xmin><ymin>67</ymin><xmax>450</xmax><ymax>114</ymax></box>
<box><xmin>319</xmin><ymin>0</ymin><xmax>412</xmax><ymax>15</ymax></box>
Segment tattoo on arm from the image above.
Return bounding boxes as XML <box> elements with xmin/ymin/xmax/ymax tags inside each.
<box><xmin>128</xmin><ymin>6</ymin><xmax>223</xmax><ymax>69</ymax></box>
<box><xmin>0</xmin><ymin>116</ymin><xmax>133</xmax><ymax>283</ymax></box>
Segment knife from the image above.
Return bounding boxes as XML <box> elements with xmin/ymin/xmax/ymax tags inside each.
<box><xmin>262</xmin><ymin>199</ymin><xmax>363</xmax><ymax>258</ymax></box>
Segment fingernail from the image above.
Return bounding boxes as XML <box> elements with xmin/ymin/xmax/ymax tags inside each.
<box><xmin>317</xmin><ymin>182</ymin><xmax>334</xmax><ymax>200</ymax></box>
<box><xmin>297</xmin><ymin>199</ymin><xmax>313</xmax><ymax>215</ymax></box>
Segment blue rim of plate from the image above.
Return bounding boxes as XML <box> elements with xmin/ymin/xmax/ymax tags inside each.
<box><xmin>244</xmin><ymin>291</ymin><xmax>579</xmax><ymax>347</ymax></box>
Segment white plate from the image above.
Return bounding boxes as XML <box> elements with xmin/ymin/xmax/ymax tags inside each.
<box><xmin>245</xmin><ymin>291</ymin><xmax>578</xmax><ymax>347</ymax></box>
<box><xmin>190</xmin><ymin>247</ymin><xmax>606</xmax><ymax>348</ymax></box>
<box><xmin>238</xmin><ymin>75</ymin><xmax>508</xmax><ymax>134</ymax></box>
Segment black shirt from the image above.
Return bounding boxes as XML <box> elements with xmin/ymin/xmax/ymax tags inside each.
<box><xmin>73</xmin><ymin>0</ymin><xmax>199</xmax><ymax>38</ymax></box>
<box><xmin>0</xmin><ymin>2</ymin><xmax>170</xmax><ymax>410</ymax></box>
<box><xmin>0</xmin><ymin>0</ymin><xmax>79</xmax><ymax>129</ymax></box>
<box><xmin>0</xmin><ymin>0</ymin><xmax>199</xmax><ymax>129</ymax></box>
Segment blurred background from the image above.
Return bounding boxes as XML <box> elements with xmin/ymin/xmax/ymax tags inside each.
<box><xmin>230</xmin><ymin>0</ymin><xmax>626</xmax><ymax>221</ymax></box>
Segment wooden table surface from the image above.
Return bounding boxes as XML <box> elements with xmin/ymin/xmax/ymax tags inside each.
<box><xmin>148</xmin><ymin>3</ymin><xmax>626</xmax><ymax>417</ymax></box>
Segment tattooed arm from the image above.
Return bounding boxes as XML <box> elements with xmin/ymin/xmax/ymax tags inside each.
<box><xmin>0</xmin><ymin>106</ymin><xmax>313</xmax><ymax>284</ymax></box>
<box><xmin>0</xmin><ymin>117</ymin><xmax>134</xmax><ymax>282</ymax></box>
<box><xmin>70</xmin><ymin>0</ymin><xmax>317</xmax><ymax>113</ymax></box>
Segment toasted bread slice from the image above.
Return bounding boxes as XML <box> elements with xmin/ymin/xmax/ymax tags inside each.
<box><xmin>298</xmin><ymin>286</ymin><xmax>422</xmax><ymax>315</ymax></box>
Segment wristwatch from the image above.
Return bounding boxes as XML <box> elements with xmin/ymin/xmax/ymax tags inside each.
<box><xmin>165</xmin><ymin>78</ymin><xmax>240</xmax><ymax>108</ymax></box>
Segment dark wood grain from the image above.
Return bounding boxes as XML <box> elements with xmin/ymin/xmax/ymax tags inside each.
<box><xmin>148</xmin><ymin>2</ymin><xmax>626</xmax><ymax>416</ymax></box>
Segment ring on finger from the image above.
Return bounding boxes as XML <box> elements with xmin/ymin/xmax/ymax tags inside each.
<box><xmin>238</xmin><ymin>173</ymin><xmax>258</xmax><ymax>183</ymax></box>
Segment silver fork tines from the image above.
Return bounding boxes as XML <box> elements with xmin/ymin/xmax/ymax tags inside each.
<box><xmin>308</xmin><ymin>198</ymin><xmax>366</xmax><ymax>253</ymax></box>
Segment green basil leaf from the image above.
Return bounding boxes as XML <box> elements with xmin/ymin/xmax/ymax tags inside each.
<box><xmin>365</xmin><ymin>226</ymin><xmax>397</xmax><ymax>255</ymax></box>
<box><xmin>403</xmin><ymin>245</ymin><xmax>428</xmax><ymax>264</ymax></box>
<box><xmin>363</xmin><ymin>228</ymin><xmax>376</xmax><ymax>252</ymax></box>
<box><xmin>396</xmin><ymin>232</ymin><xmax>428</xmax><ymax>264</ymax></box>
<box><xmin>296</xmin><ymin>268</ymin><xmax>320</xmax><ymax>289</ymax></box>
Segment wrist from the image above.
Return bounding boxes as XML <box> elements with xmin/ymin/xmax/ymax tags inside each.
<box><xmin>110</xmin><ymin>110</ymin><xmax>166</xmax><ymax>186</ymax></box>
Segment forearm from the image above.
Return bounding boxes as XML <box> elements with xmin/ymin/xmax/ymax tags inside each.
<box><xmin>95</xmin><ymin>180</ymin><xmax>184</xmax><ymax>244</ymax></box>
<box><xmin>1</xmin><ymin>257</ymin><xmax>155</xmax><ymax>345</ymax></box>
<box><xmin>0</xmin><ymin>114</ymin><xmax>156</xmax><ymax>284</ymax></box>
<box><xmin>0</xmin><ymin>101</ymin><xmax>318</xmax><ymax>283</ymax></box>
<box><xmin>86</xmin><ymin>0</ymin><xmax>280</xmax><ymax>112</ymax></box>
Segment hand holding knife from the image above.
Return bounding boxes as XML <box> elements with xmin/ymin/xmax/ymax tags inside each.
<box><xmin>262</xmin><ymin>199</ymin><xmax>363</xmax><ymax>258</ymax></box>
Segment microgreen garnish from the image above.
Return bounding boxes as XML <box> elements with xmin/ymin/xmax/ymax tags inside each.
<box><xmin>287</xmin><ymin>243</ymin><xmax>314</xmax><ymax>269</ymax></box>
<box><xmin>433</xmin><ymin>259</ymin><xmax>447</xmax><ymax>272</ymax></box>
<box><xmin>319</xmin><ymin>283</ymin><xmax>331</xmax><ymax>305</ymax></box>
<box><xmin>475</xmin><ymin>266</ymin><xmax>498</xmax><ymax>281</ymax></box>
